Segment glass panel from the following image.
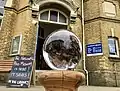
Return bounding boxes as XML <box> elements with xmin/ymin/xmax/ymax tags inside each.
<box><xmin>108</xmin><ymin>38</ymin><xmax>117</xmax><ymax>55</ymax></box>
<box><xmin>11</xmin><ymin>36</ymin><xmax>20</xmax><ymax>54</ymax></box>
<box><xmin>40</xmin><ymin>11</ymin><xmax>49</xmax><ymax>20</ymax></box>
<box><xmin>50</xmin><ymin>11</ymin><xmax>58</xmax><ymax>22</ymax></box>
<box><xmin>0</xmin><ymin>8</ymin><xmax>3</xmax><ymax>16</ymax></box>
<box><xmin>59</xmin><ymin>13</ymin><xmax>66</xmax><ymax>23</ymax></box>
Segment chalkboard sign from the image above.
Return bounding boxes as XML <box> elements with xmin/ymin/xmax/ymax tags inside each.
<box><xmin>7</xmin><ymin>56</ymin><xmax>34</xmax><ymax>88</ymax></box>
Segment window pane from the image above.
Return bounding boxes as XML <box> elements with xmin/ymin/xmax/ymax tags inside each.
<box><xmin>0</xmin><ymin>8</ymin><xmax>4</xmax><ymax>16</ymax></box>
<box><xmin>108</xmin><ymin>38</ymin><xmax>117</xmax><ymax>55</ymax></box>
<box><xmin>11</xmin><ymin>36</ymin><xmax>20</xmax><ymax>54</ymax></box>
<box><xmin>50</xmin><ymin>11</ymin><xmax>58</xmax><ymax>22</ymax></box>
<box><xmin>59</xmin><ymin>13</ymin><xmax>66</xmax><ymax>23</ymax></box>
<box><xmin>40</xmin><ymin>11</ymin><xmax>49</xmax><ymax>20</ymax></box>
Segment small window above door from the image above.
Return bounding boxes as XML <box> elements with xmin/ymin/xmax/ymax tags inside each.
<box><xmin>40</xmin><ymin>9</ymin><xmax>68</xmax><ymax>25</ymax></box>
<box><xmin>108</xmin><ymin>37</ymin><xmax>119</xmax><ymax>58</ymax></box>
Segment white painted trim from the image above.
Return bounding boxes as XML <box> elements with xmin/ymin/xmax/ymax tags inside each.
<box><xmin>32</xmin><ymin>4</ymin><xmax>39</xmax><ymax>11</ymax></box>
<box><xmin>35</xmin><ymin>70</ymin><xmax>43</xmax><ymax>72</ymax></box>
<box><xmin>10</xmin><ymin>34</ymin><xmax>22</xmax><ymax>56</ymax></box>
<box><xmin>40</xmin><ymin>9</ymin><xmax>68</xmax><ymax>21</ymax></box>
<box><xmin>18</xmin><ymin>34</ymin><xmax>22</xmax><ymax>54</ymax></box>
<box><xmin>109</xmin><ymin>55</ymin><xmax>119</xmax><ymax>58</ymax></box>
<box><xmin>108</xmin><ymin>37</ymin><xmax>119</xmax><ymax>58</ymax></box>
<box><xmin>38</xmin><ymin>0</ymin><xmax>74</xmax><ymax>13</ymax></box>
<box><xmin>39</xmin><ymin>9</ymin><xmax>68</xmax><ymax>25</ymax></box>
<box><xmin>0</xmin><ymin>16</ymin><xmax>3</xmax><ymax>30</ymax></box>
<box><xmin>87</xmin><ymin>53</ymin><xmax>103</xmax><ymax>56</ymax></box>
<box><xmin>48</xmin><ymin>10</ymin><xmax>50</xmax><ymax>21</ymax></box>
<box><xmin>39</xmin><ymin>20</ymin><xmax>68</xmax><ymax>25</ymax></box>
<box><xmin>57</xmin><ymin>11</ymin><xmax>59</xmax><ymax>22</ymax></box>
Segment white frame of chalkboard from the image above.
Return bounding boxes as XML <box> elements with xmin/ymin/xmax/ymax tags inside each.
<box><xmin>10</xmin><ymin>34</ymin><xmax>22</xmax><ymax>56</ymax></box>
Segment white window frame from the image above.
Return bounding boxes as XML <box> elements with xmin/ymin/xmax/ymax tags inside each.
<box><xmin>39</xmin><ymin>9</ymin><xmax>68</xmax><ymax>25</ymax></box>
<box><xmin>0</xmin><ymin>0</ymin><xmax>7</xmax><ymax>29</ymax></box>
<box><xmin>0</xmin><ymin>6</ymin><xmax>4</xmax><ymax>28</ymax></box>
<box><xmin>0</xmin><ymin>15</ymin><xmax>3</xmax><ymax>30</ymax></box>
<box><xmin>108</xmin><ymin>37</ymin><xmax>119</xmax><ymax>58</ymax></box>
<box><xmin>102</xmin><ymin>1</ymin><xmax>116</xmax><ymax>17</ymax></box>
<box><xmin>10</xmin><ymin>34</ymin><xmax>22</xmax><ymax>56</ymax></box>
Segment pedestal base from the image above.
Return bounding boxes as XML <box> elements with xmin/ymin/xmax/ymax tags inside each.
<box><xmin>39</xmin><ymin>70</ymin><xmax>85</xmax><ymax>91</ymax></box>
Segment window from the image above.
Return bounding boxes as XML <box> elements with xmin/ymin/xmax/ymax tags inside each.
<box><xmin>40</xmin><ymin>11</ymin><xmax>48</xmax><ymax>20</ymax></box>
<box><xmin>50</xmin><ymin>11</ymin><xmax>58</xmax><ymax>22</ymax></box>
<box><xmin>59</xmin><ymin>13</ymin><xmax>66</xmax><ymax>23</ymax></box>
<box><xmin>108</xmin><ymin>37</ymin><xmax>119</xmax><ymax>57</ymax></box>
<box><xmin>102</xmin><ymin>1</ymin><xmax>116</xmax><ymax>17</ymax></box>
<box><xmin>10</xmin><ymin>35</ymin><xmax>22</xmax><ymax>55</ymax></box>
<box><xmin>0</xmin><ymin>0</ymin><xmax>7</xmax><ymax>28</ymax></box>
<box><xmin>40</xmin><ymin>9</ymin><xmax>68</xmax><ymax>25</ymax></box>
<box><xmin>0</xmin><ymin>16</ymin><xmax>3</xmax><ymax>29</ymax></box>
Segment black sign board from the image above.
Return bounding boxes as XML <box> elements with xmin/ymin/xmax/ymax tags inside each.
<box><xmin>7</xmin><ymin>56</ymin><xmax>34</xmax><ymax>88</ymax></box>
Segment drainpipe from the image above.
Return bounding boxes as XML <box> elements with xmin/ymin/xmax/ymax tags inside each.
<box><xmin>81</xmin><ymin>0</ymin><xmax>89</xmax><ymax>86</ymax></box>
<box><xmin>113</xmin><ymin>63</ymin><xmax>117</xmax><ymax>87</ymax></box>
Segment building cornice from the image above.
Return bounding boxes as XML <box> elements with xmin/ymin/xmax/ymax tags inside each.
<box><xmin>18</xmin><ymin>5</ymin><xmax>32</xmax><ymax>14</ymax></box>
<box><xmin>85</xmin><ymin>16</ymin><xmax>120</xmax><ymax>24</ymax></box>
<box><xmin>4</xmin><ymin>5</ymin><xmax>32</xmax><ymax>14</ymax></box>
<box><xmin>4</xmin><ymin>6</ymin><xmax>17</xmax><ymax>14</ymax></box>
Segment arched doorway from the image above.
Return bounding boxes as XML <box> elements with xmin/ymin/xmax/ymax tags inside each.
<box><xmin>36</xmin><ymin>7</ymin><xmax>70</xmax><ymax>70</ymax></box>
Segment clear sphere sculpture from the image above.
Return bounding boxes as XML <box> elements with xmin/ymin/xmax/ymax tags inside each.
<box><xmin>43</xmin><ymin>29</ymin><xmax>82</xmax><ymax>70</ymax></box>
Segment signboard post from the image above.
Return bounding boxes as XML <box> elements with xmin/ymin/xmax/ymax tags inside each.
<box><xmin>86</xmin><ymin>43</ymin><xmax>103</xmax><ymax>56</ymax></box>
<box><xmin>7</xmin><ymin>56</ymin><xmax>34</xmax><ymax>88</ymax></box>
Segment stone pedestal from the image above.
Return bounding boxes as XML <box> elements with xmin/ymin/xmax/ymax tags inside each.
<box><xmin>39</xmin><ymin>70</ymin><xmax>85</xmax><ymax>91</ymax></box>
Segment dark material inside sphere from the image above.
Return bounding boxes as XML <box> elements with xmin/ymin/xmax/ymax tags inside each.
<box><xmin>43</xmin><ymin>29</ymin><xmax>82</xmax><ymax>70</ymax></box>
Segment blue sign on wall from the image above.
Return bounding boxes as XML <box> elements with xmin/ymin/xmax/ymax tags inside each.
<box><xmin>86</xmin><ymin>43</ymin><xmax>103</xmax><ymax>56</ymax></box>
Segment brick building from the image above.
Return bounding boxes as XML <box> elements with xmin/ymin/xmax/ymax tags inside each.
<box><xmin>0</xmin><ymin>0</ymin><xmax>120</xmax><ymax>86</ymax></box>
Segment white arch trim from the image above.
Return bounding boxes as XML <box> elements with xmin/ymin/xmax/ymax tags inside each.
<box><xmin>39</xmin><ymin>8</ymin><xmax>69</xmax><ymax>25</ymax></box>
<box><xmin>38</xmin><ymin>0</ymin><xmax>74</xmax><ymax>13</ymax></box>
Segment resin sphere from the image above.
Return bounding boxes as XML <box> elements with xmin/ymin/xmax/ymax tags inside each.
<box><xmin>43</xmin><ymin>29</ymin><xmax>82</xmax><ymax>70</ymax></box>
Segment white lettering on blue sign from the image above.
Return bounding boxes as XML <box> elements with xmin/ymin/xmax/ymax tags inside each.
<box><xmin>86</xmin><ymin>43</ymin><xmax>103</xmax><ymax>56</ymax></box>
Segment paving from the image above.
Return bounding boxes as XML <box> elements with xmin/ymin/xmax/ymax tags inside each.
<box><xmin>0</xmin><ymin>86</ymin><xmax>120</xmax><ymax>91</ymax></box>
